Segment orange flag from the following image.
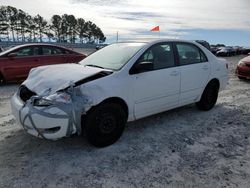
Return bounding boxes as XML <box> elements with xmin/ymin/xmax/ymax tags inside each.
<box><xmin>150</xmin><ymin>26</ymin><xmax>160</xmax><ymax>31</ymax></box>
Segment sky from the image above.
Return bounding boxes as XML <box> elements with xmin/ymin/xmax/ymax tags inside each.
<box><xmin>1</xmin><ymin>0</ymin><xmax>250</xmax><ymax>46</ymax></box>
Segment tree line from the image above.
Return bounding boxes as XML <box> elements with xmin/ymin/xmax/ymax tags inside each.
<box><xmin>0</xmin><ymin>6</ymin><xmax>106</xmax><ymax>44</ymax></box>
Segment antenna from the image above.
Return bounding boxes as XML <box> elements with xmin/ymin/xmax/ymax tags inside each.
<box><xmin>116</xmin><ymin>31</ymin><xmax>119</xmax><ymax>43</ymax></box>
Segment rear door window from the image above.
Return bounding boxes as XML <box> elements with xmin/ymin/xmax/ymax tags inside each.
<box><xmin>42</xmin><ymin>46</ymin><xmax>64</xmax><ymax>55</ymax></box>
<box><xmin>176</xmin><ymin>43</ymin><xmax>207</xmax><ymax>66</ymax></box>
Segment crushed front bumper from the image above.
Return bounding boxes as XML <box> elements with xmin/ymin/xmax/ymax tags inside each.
<box><xmin>11</xmin><ymin>93</ymin><xmax>77</xmax><ymax>140</ymax></box>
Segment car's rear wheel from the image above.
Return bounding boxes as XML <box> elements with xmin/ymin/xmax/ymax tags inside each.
<box><xmin>196</xmin><ymin>82</ymin><xmax>219</xmax><ymax>111</ymax></box>
<box><xmin>83</xmin><ymin>102</ymin><xmax>126</xmax><ymax>147</ymax></box>
<box><xmin>0</xmin><ymin>74</ymin><xmax>5</xmax><ymax>85</ymax></box>
<box><xmin>238</xmin><ymin>76</ymin><xmax>246</xmax><ymax>80</ymax></box>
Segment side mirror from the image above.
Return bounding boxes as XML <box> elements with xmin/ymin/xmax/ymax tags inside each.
<box><xmin>7</xmin><ymin>53</ymin><xmax>17</xmax><ymax>58</ymax></box>
<box><xmin>130</xmin><ymin>61</ymin><xmax>153</xmax><ymax>74</ymax></box>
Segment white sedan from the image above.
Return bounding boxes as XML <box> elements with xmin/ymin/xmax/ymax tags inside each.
<box><xmin>11</xmin><ymin>39</ymin><xmax>228</xmax><ymax>147</ymax></box>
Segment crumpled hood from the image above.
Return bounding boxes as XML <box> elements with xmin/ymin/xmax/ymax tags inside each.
<box><xmin>23</xmin><ymin>64</ymin><xmax>106</xmax><ymax>96</ymax></box>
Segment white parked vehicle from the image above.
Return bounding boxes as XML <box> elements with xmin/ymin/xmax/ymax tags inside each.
<box><xmin>11</xmin><ymin>39</ymin><xmax>228</xmax><ymax>147</ymax></box>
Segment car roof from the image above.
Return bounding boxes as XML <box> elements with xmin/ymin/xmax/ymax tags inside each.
<box><xmin>116</xmin><ymin>38</ymin><xmax>200</xmax><ymax>45</ymax></box>
<box><xmin>0</xmin><ymin>43</ymin><xmax>75</xmax><ymax>56</ymax></box>
<box><xmin>115</xmin><ymin>39</ymin><xmax>206</xmax><ymax>51</ymax></box>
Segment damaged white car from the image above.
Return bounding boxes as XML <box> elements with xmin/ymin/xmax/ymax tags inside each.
<box><xmin>11</xmin><ymin>39</ymin><xmax>228</xmax><ymax>147</ymax></box>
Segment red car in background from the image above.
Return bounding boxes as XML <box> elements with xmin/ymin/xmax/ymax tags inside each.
<box><xmin>236</xmin><ymin>55</ymin><xmax>250</xmax><ymax>79</ymax></box>
<box><xmin>0</xmin><ymin>44</ymin><xmax>86</xmax><ymax>84</ymax></box>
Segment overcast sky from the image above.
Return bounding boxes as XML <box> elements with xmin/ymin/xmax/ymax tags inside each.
<box><xmin>1</xmin><ymin>0</ymin><xmax>250</xmax><ymax>45</ymax></box>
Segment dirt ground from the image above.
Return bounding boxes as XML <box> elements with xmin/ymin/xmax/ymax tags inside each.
<box><xmin>0</xmin><ymin>55</ymin><xmax>249</xmax><ymax>188</ymax></box>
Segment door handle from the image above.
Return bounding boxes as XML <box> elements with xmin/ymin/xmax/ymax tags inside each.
<box><xmin>170</xmin><ymin>71</ymin><xmax>179</xmax><ymax>76</ymax></box>
<box><xmin>202</xmin><ymin>65</ymin><xmax>209</xmax><ymax>70</ymax></box>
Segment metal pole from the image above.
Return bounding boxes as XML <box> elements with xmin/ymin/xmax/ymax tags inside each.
<box><xmin>116</xmin><ymin>31</ymin><xmax>119</xmax><ymax>43</ymax></box>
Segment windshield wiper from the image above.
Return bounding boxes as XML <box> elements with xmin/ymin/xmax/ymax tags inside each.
<box><xmin>85</xmin><ymin>64</ymin><xmax>105</xmax><ymax>69</ymax></box>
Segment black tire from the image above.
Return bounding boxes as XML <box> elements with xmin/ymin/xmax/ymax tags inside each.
<box><xmin>196</xmin><ymin>82</ymin><xmax>219</xmax><ymax>111</ymax></box>
<box><xmin>0</xmin><ymin>74</ymin><xmax>5</xmax><ymax>85</ymax></box>
<box><xmin>83</xmin><ymin>102</ymin><xmax>126</xmax><ymax>147</ymax></box>
<box><xmin>238</xmin><ymin>76</ymin><xmax>246</xmax><ymax>80</ymax></box>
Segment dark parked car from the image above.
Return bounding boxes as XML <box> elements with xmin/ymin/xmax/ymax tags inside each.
<box><xmin>96</xmin><ymin>44</ymin><xmax>108</xmax><ymax>50</ymax></box>
<box><xmin>233</xmin><ymin>46</ymin><xmax>243</xmax><ymax>55</ymax></box>
<box><xmin>236</xmin><ymin>55</ymin><xmax>250</xmax><ymax>79</ymax></box>
<box><xmin>216</xmin><ymin>47</ymin><xmax>235</xmax><ymax>56</ymax></box>
<box><xmin>242</xmin><ymin>47</ymin><xmax>250</xmax><ymax>55</ymax></box>
<box><xmin>0</xmin><ymin>44</ymin><xmax>86</xmax><ymax>84</ymax></box>
<box><xmin>195</xmin><ymin>40</ymin><xmax>211</xmax><ymax>51</ymax></box>
<box><xmin>210</xmin><ymin>46</ymin><xmax>220</xmax><ymax>54</ymax></box>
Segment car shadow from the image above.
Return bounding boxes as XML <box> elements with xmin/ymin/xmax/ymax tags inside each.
<box><xmin>0</xmin><ymin>83</ymin><xmax>19</xmax><ymax>91</ymax></box>
<box><xmin>0</xmin><ymin>82</ymin><xmax>21</xmax><ymax>86</ymax></box>
<box><xmin>238</xmin><ymin>78</ymin><xmax>250</xmax><ymax>83</ymax></box>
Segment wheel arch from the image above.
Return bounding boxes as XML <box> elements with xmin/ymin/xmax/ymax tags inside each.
<box><xmin>98</xmin><ymin>97</ymin><xmax>129</xmax><ymax>119</ymax></box>
<box><xmin>207</xmin><ymin>78</ymin><xmax>220</xmax><ymax>90</ymax></box>
<box><xmin>198</xmin><ymin>78</ymin><xmax>220</xmax><ymax>101</ymax></box>
<box><xmin>196</xmin><ymin>78</ymin><xmax>220</xmax><ymax>111</ymax></box>
<box><xmin>81</xmin><ymin>96</ymin><xmax>129</xmax><ymax>135</ymax></box>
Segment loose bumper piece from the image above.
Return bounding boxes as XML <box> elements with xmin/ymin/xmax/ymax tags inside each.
<box><xmin>11</xmin><ymin>87</ymin><xmax>92</xmax><ymax>140</ymax></box>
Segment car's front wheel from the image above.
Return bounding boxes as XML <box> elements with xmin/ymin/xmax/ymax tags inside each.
<box><xmin>196</xmin><ymin>82</ymin><xmax>219</xmax><ymax>111</ymax></box>
<box><xmin>83</xmin><ymin>102</ymin><xmax>126</xmax><ymax>147</ymax></box>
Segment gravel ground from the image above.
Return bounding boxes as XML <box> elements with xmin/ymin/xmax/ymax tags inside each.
<box><xmin>0</xmin><ymin>55</ymin><xmax>249</xmax><ymax>188</ymax></box>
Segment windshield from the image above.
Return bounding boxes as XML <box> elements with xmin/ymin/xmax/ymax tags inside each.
<box><xmin>79</xmin><ymin>42</ymin><xmax>145</xmax><ymax>70</ymax></box>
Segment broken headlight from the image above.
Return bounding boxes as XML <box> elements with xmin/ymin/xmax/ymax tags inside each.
<box><xmin>33</xmin><ymin>93</ymin><xmax>72</xmax><ymax>107</ymax></box>
<box><xmin>33</xmin><ymin>98</ymin><xmax>53</xmax><ymax>107</ymax></box>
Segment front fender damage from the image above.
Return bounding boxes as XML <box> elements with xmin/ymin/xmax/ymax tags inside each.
<box><xmin>19</xmin><ymin>85</ymin><xmax>93</xmax><ymax>139</ymax></box>
<box><xmin>17</xmin><ymin>70</ymin><xmax>113</xmax><ymax>139</ymax></box>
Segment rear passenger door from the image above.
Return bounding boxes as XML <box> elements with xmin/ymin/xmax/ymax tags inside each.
<box><xmin>64</xmin><ymin>49</ymin><xmax>82</xmax><ymax>63</ymax></box>
<box><xmin>174</xmin><ymin>42</ymin><xmax>210</xmax><ymax>105</ymax></box>
<box><xmin>40</xmin><ymin>46</ymin><xmax>66</xmax><ymax>65</ymax></box>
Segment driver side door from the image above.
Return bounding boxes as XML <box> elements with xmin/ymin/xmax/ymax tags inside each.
<box><xmin>130</xmin><ymin>42</ymin><xmax>181</xmax><ymax>119</ymax></box>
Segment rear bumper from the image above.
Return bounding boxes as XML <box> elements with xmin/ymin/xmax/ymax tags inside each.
<box><xmin>11</xmin><ymin>93</ymin><xmax>76</xmax><ymax>140</ymax></box>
